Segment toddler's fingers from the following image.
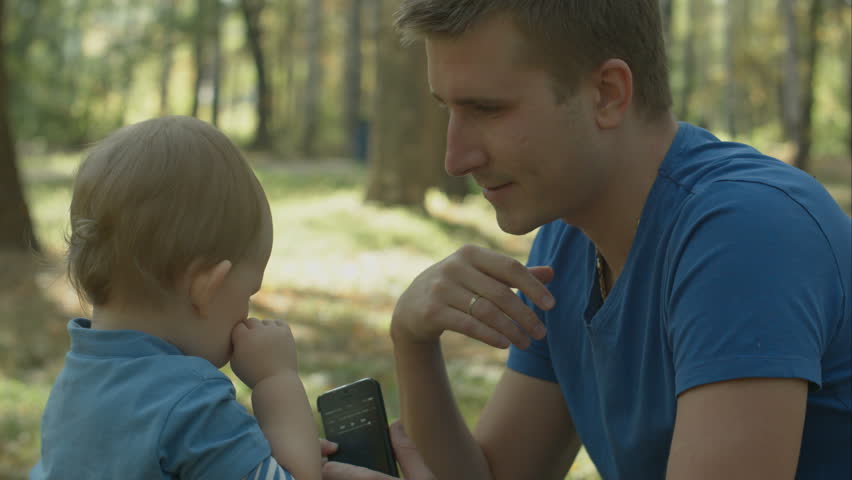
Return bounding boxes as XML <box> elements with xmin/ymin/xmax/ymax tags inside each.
<box><xmin>244</xmin><ymin>317</ymin><xmax>261</xmax><ymax>329</ymax></box>
<box><xmin>231</xmin><ymin>321</ymin><xmax>249</xmax><ymax>341</ymax></box>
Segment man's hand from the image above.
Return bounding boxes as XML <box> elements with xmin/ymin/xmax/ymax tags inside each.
<box><xmin>230</xmin><ymin>317</ymin><xmax>297</xmax><ymax>389</ymax></box>
<box><xmin>391</xmin><ymin>245</ymin><xmax>555</xmax><ymax>350</ymax></box>
<box><xmin>322</xmin><ymin>422</ymin><xmax>436</xmax><ymax>480</ymax></box>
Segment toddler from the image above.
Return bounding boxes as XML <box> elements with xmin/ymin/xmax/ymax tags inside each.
<box><xmin>30</xmin><ymin>116</ymin><xmax>321</xmax><ymax>480</ymax></box>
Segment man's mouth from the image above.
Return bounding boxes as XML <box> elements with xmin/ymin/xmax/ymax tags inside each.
<box><xmin>483</xmin><ymin>182</ymin><xmax>512</xmax><ymax>192</ymax></box>
<box><xmin>482</xmin><ymin>182</ymin><xmax>515</xmax><ymax>203</ymax></box>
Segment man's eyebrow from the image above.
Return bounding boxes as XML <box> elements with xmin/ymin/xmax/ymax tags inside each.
<box><xmin>430</xmin><ymin>91</ymin><xmax>505</xmax><ymax>106</ymax></box>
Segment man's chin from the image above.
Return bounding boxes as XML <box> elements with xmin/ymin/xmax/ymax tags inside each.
<box><xmin>495</xmin><ymin>212</ymin><xmax>539</xmax><ymax>236</ymax></box>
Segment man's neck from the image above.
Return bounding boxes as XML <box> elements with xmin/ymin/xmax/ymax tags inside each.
<box><xmin>573</xmin><ymin>114</ymin><xmax>679</xmax><ymax>281</ymax></box>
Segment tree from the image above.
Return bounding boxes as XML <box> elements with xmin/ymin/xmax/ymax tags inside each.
<box><xmin>724</xmin><ymin>0</ymin><xmax>737</xmax><ymax>136</ymax></box>
<box><xmin>792</xmin><ymin>0</ymin><xmax>826</xmax><ymax>172</ymax></box>
<box><xmin>274</xmin><ymin>0</ymin><xmax>298</xmax><ymax>136</ymax></box>
<box><xmin>301</xmin><ymin>0</ymin><xmax>324</xmax><ymax>157</ymax></box>
<box><xmin>678</xmin><ymin>0</ymin><xmax>697</xmax><ymax>121</ymax></box>
<box><xmin>0</xmin><ymin>0</ymin><xmax>39</xmax><ymax>253</ymax></box>
<box><xmin>845</xmin><ymin>1</ymin><xmax>852</xmax><ymax>160</ymax></box>
<box><xmin>241</xmin><ymin>0</ymin><xmax>272</xmax><ymax>149</ymax></box>
<box><xmin>364</xmin><ymin>2</ymin><xmax>449</xmax><ymax>210</ymax></box>
<box><xmin>343</xmin><ymin>0</ymin><xmax>364</xmax><ymax>160</ymax></box>
<box><xmin>780</xmin><ymin>0</ymin><xmax>801</xmax><ymax>140</ymax></box>
<box><xmin>158</xmin><ymin>0</ymin><xmax>177</xmax><ymax>116</ymax></box>
<box><xmin>191</xmin><ymin>0</ymin><xmax>209</xmax><ymax>118</ymax></box>
<box><xmin>211</xmin><ymin>0</ymin><xmax>224</xmax><ymax>127</ymax></box>
<box><xmin>660</xmin><ymin>0</ymin><xmax>674</xmax><ymax>45</ymax></box>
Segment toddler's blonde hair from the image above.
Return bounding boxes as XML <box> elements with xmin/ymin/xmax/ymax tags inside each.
<box><xmin>66</xmin><ymin>116</ymin><xmax>268</xmax><ymax>307</ymax></box>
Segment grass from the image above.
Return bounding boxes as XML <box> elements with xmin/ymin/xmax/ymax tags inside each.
<box><xmin>3</xmin><ymin>149</ymin><xmax>849</xmax><ymax>479</ymax></box>
<box><xmin>4</xmin><ymin>151</ymin><xmax>602</xmax><ymax>479</ymax></box>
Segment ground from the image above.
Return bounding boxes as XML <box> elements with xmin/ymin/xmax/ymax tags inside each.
<box><xmin>2</xmin><ymin>149</ymin><xmax>849</xmax><ymax>479</ymax></box>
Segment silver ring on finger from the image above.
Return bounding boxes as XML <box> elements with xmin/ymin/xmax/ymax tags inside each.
<box><xmin>467</xmin><ymin>293</ymin><xmax>482</xmax><ymax>316</ymax></box>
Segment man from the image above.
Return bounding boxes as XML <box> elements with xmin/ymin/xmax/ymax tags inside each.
<box><xmin>324</xmin><ymin>1</ymin><xmax>851</xmax><ymax>479</ymax></box>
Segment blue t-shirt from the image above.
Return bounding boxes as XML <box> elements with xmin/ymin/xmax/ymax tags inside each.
<box><xmin>31</xmin><ymin>319</ymin><xmax>294</xmax><ymax>480</ymax></box>
<box><xmin>508</xmin><ymin>123</ymin><xmax>851</xmax><ymax>479</ymax></box>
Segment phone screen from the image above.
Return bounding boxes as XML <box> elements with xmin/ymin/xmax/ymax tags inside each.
<box><xmin>317</xmin><ymin>378</ymin><xmax>398</xmax><ymax>476</ymax></box>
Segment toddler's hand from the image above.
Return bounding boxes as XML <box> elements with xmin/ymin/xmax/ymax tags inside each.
<box><xmin>230</xmin><ymin>317</ymin><xmax>298</xmax><ymax>389</ymax></box>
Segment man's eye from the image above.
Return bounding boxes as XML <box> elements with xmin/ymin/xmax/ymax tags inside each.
<box><xmin>474</xmin><ymin>104</ymin><xmax>502</xmax><ymax>114</ymax></box>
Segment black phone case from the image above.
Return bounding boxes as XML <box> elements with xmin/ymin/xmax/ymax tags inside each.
<box><xmin>317</xmin><ymin>378</ymin><xmax>399</xmax><ymax>476</ymax></box>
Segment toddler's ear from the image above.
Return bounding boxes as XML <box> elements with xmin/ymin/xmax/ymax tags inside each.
<box><xmin>189</xmin><ymin>260</ymin><xmax>232</xmax><ymax>317</ymax></box>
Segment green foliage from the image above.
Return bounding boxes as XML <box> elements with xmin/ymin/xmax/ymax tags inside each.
<box><xmin>4</xmin><ymin>0</ymin><xmax>850</xmax><ymax>159</ymax></box>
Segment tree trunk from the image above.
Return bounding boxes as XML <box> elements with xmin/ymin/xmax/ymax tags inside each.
<box><xmin>276</xmin><ymin>0</ymin><xmax>297</xmax><ymax>138</ymax></box>
<box><xmin>844</xmin><ymin>1</ymin><xmax>851</xmax><ymax>160</ymax></box>
<box><xmin>241</xmin><ymin>0</ymin><xmax>272</xmax><ymax>149</ymax></box>
<box><xmin>780</xmin><ymin>0</ymin><xmax>801</xmax><ymax>141</ymax></box>
<box><xmin>792</xmin><ymin>0</ymin><xmax>825</xmax><ymax>172</ymax></box>
<box><xmin>678</xmin><ymin>0</ymin><xmax>696</xmax><ymax>121</ymax></box>
<box><xmin>211</xmin><ymin>0</ymin><xmax>224</xmax><ymax>127</ymax></box>
<box><xmin>0</xmin><ymin>0</ymin><xmax>39</xmax><ymax>253</ymax></box>
<box><xmin>116</xmin><ymin>7</ymin><xmax>137</xmax><ymax>126</ymax></box>
<box><xmin>724</xmin><ymin>0</ymin><xmax>737</xmax><ymax>137</ymax></box>
<box><xmin>739</xmin><ymin>0</ymin><xmax>754</xmax><ymax>135</ymax></box>
<box><xmin>344</xmin><ymin>0</ymin><xmax>364</xmax><ymax>160</ymax></box>
<box><xmin>158</xmin><ymin>0</ymin><xmax>176</xmax><ymax>116</ymax></box>
<box><xmin>660</xmin><ymin>0</ymin><xmax>674</xmax><ymax>46</ymax></box>
<box><xmin>191</xmin><ymin>0</ymin><xmax>208</xmax><ymax>118</ymax></box>
<box><xmin>364</xmin><ymin>2</ymin><xmax>447</xmax><ymax>210</ymax></box>
<box><xmin>301</xmin><ymin>0</ymin><xmax>324</xmax><ymax>157</ymax></box>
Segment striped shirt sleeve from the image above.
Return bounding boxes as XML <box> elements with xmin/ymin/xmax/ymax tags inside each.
<box><xmin>241</xmin><ymin>456</ymin><xmax>294</xmax><ymax>480</ymax></box>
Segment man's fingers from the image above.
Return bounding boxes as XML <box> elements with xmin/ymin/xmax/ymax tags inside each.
<box><xmin>467</xmin><ymin>296</ymin><xmax>531</xmax><ymax>349</ymax></box>
<box><xmin>319</xmin><ymin>438</ymin><xmax>338</xmax><ymax>457</ymax></box>
<box><xmin>529</xmin><ymin>265</ymin><xmax>555</xmax><ymax>284</ymax></box>
<box><xmin>459</xmin><ymin>266</ymin><xmax>546</xmax><ymax>342</ymax></box>
<box><xmin>461</xmin><ymin>246</ymin><xmax>556</xmax><ymax>312</ymax></box>
<box><xmin>322</xmin><ymin>461</ymin><xmax>395</xmax><ymax>480</ymax></box>
<box><xmin>443</xmin><ymin>308</ymin><xmax>511</xmax><ymax>349</ymax></box>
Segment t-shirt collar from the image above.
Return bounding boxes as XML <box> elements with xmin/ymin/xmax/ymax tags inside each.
<box><xmin>68</xmin><ymin>318</ymin><xmax>184</xmax><ymax>357</ymax></box>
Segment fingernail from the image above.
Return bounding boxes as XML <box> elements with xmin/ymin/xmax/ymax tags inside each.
<box><xmin>542</xmin><ymin>295</ymin><xmax>555</xmax><ymax>309</ymax></box>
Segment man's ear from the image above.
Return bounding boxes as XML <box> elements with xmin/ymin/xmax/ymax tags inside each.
<box><xmin>189</xmin><ymin>260</ymin><xmax>232</xmax><ymax>318</ymax></box>
<box><xmin>592</xmin><ymin>58</ymin><xmax>633</xmax><ymax>129</ymax></box>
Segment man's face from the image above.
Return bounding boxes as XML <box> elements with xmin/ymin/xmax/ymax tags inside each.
<box><xmin>426</xmin><ymin>14</ymin><xmax>609</xmax><ymax>235</ymax></box>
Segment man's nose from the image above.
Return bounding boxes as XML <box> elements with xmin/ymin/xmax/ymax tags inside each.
<box><xmin>444</xmin><ymin>112</ymin><xmax>486</xmax><ymax>177</ymax></box>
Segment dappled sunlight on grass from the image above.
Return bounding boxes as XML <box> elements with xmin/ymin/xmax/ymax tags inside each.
<box><xmin>14</xmin><ymin>149</ymin><xmax>844</xmax><ymax>480</ymax></box>
<box><xmin>0</xmin><ymin>377</ymin><xmax>49</xmax><ymax>480</ymax></box>
<box><xmin>4</xmin><ymin>153</ymin><xmax>547</xmax><ymax>477</ymax></box>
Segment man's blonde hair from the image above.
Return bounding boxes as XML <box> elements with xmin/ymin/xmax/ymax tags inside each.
<box><xmin>66</xmin><ymin>116</ymin><xmax>268</xmax><ymax>307</ymax></box>
<box><xmin>395</xmin><ymin>0</ymin><xmax>672</xmax><ymax>117</ymax></box>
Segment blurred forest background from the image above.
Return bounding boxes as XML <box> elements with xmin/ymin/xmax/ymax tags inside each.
<box><xmin>0</xmin><ymin>0</ymin><xmax>850</xmax><ymax>478</ymax></box>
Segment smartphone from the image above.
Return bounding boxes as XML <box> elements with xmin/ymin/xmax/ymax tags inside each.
<box><xmin>317</xmin><ymin>378</ymin><xmax>399</xmax><ymax>476</ymax></box>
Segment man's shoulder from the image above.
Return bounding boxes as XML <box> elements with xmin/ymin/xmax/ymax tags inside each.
<box><xmin>672</xmin><ymin>125</ymin><xmax>837</xmax><ymax>203</ymax></box>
